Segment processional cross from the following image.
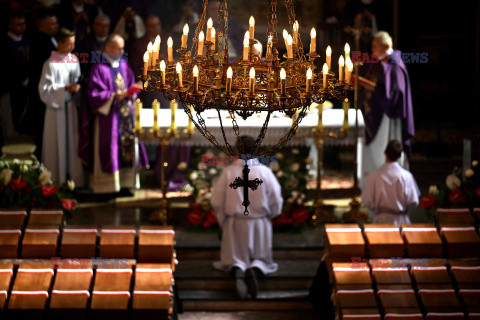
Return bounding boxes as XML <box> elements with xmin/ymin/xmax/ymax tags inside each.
<box><xmin>229</xmin><ymin>162</ymin><xmax>263</xmax><ymax>215</ymax></box>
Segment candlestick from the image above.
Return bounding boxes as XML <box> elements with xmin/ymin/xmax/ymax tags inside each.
<box><xmin>243</xmin><ymin>37</ymin><xmax>249</xmax><ymax>61</ymax></box>
<box><xmin>182</xmin><ymin>23</ymin><xmax>189</xmax><ymax>48</ymax></box>
<box><xmin>176</xmin><ymin>62</ymin><xmax>183</xmax><ymax>87</ymax></box>
<box><xmin>152</xmin><ymin>99</ymin><xmax>159</xmax><ymax>132</ymax></box>
<box><xmin>283</xmin><ymin>29</ymin><xmax>288</xmax><ymax>48</ymax></box>
<box><xmin>170</xmin><ymin>100</ymin><xmax>177</xmax><ymax>133</ymax></box>
<box><xmin>345</xmin><ymin>57</ymin><xmax>353</xmax><ymax>84</ymax></box>
<box><xmin>326</xmin><ymin>45</ymin><xmax>332</xmax><ymax>70</ymax></box>
<box><xmin>249</xmin><ymin>67</ymin><xmax>255</xmax><ymax>94</ymax></box>
<box><xmin>306</xmin><ymin>68</ymin><xmax>312</xmax><ymax>94</ymax></box>
<box><xmin>160</xmin><ymin>60</ymin><xmax>166</xmax><ymax>85</ymax></box>
<box><xmin>342</xmin><ymin>98</ymin><xmax>349</xmax><ymax>132</ymax></box>
<box><xmin>287</xmin><ymin>34</ymin><xmax>293</xmax><ymax>58</ymax></box>
<box><xmin>153</xmin><ymin>35</ymin><xmax>160</xmax><ymax>67</ymax></box>
<box><xmin>135</xmin><ymin>98</ymin><xmax>142</xmax><ymax>132</ymax></box>
<box><xmin>206</xmin><ymin>18</ymin><xmax>213</xmax><ymax>42</ymax></box>
<box><xmin>249</xmin><ymin>16</ymin><xmax>255</xmax><ymax>40</ymax></box>
<box><xmin>147</xmin><ymin>41</ymin><xmax>153</xmax><ymax>67</ymax></box>
<box><xmin>226</xmin><ymin>66</ymin><xmax>233</xmax><ymax>94</ymax></box>
<box><xmin>211</xmin><ymin>27</ymin><xmax>216</xmax><ymax>51</ymax></box>
<box><xmin>322</xmin><ymin>63</ymin><xmax>328</xmax><ymax>89</ymax></box>
<box><xmin>143</xmin><ymin>51</ymin><xmax>149</xmax><ymax>76</ymax></box>
<box><xmin>280</xmin><ymin>68</ymin><xmax>286</xmax><ymax>95</ymax></box>
<box><xmin>310</xmin><ymin>27</ymin><xmax>316</xmax><ymax>53</ymax></box>
<box><xmin>198</xmin><ymin>31</ymin><xmax>204</xmax><ymax>56</ymax></box>
<box><xmin>167</xmin><ymin>37</ymin><xmax>173</xmax><ymax>63</ymax></box>
<box><xmin>293</xmin><ymin>20</ymin><xmax>299</xmax><ymax>45</ymax></box>
<box><xmin>345</xmin><ymin>42</ymin><xmax>350</xmax><ymax>61</ymax></box>
<box><xmin>339</xmin><ymin>55</ymin><xmax>344</xmax><ymax>82</ymax></box>
<box><xmin>193</xmin><ymin>65</ymin><xmax>199</xmax><ymax>92</ymax></box>
<box><xmin>267</xmin><ymin>35</ymin><xmax>273</xmax><ymax>57</ymax></box>
<box><xmin>317</xmin><ymin>103</ymin><xmax>323</xmax><ymax>133</ymax></box>
<box><xmin>187</xmin><ymin>105</ymin><xmax>194</xmax><ymax>133</ymax></box>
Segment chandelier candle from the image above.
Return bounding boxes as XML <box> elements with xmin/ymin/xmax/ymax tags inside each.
<box><xmin>182</xmin><ymin>24</ymin><xmax>189</xmax><ymax>48</ymax></box>
<box><xmin>267</xmin><ymin>35</ymin><xmax>273</xmax><ymax>57</ymax></box>
<box><xmin>160</xmin><ymin>60</ymin><xmax>166</xmax><ymax>85</ymax></box>
<box><xmin>170</xmin><ymin>100</ymin><xmax>177</xmax><ymax>133</ymax></box>
<box><xmin>147</xmin><ymin>41</ymin><xmax>153</xmax><ymax>67</ymax></box>
<box><xmin>143</xmin><ymin>51</ymin><xmax>149</xmax><ymax>76</ymax></box>
<box><xmin>207</xmin><ymin>18</ymin><xmax>213</xmax><ymax>41</ymax></box>
<box><xmin>243</xmin><ymin>37</ymin><xmax>249</xmax><ymax>61</ymax></box>
<box><xmin>135</xmin><ymin>98</ymin><xmax>142</xmax><ymax>133</ymax></box>
<box><xmin>152</xmin><ymin>99</ymin><xmax>160</xmax><ymax>132</ymax></box>
<box><xmin>198</xmin><ymin>31</ymin><xmax>205</xmax><ymax>56</ymax></box>
<box><xmin>226</xmin><ymin>67</ymin><xmax>233</xmax><ymax>94</ymax></box>
<box><xmin>345</xmin><ymin>57</ymin><xmax>353</xmax><ymax>84</ymax></box>
<box><xmin>153</xmin><ymin>36</ymin><xmax>160</xmax><ymax>67</ymax></box>
<box><xmin>249</xmin><ymin>67</ymin><xmax>255</xmax><ymax>94</ymax></box>
<box><xmin>283</xmin><ymin>29</ymin><xmax>288</xmax><ymax>48</ymax></box>
<box><xmin>326</xmin><ymin>46</ymin><xmax>332</xmax><ymax>70</ymax></box>
<box><xmin>176</xmin><ymin>62</ymin><xmax>183</xmax><ymax>88</ymax></box>
<box><xmin>323</xmin><ymin>63</ymin><xmax>328</xmax><ymax>89</ymax></box>
<box><xmin>310</xmin><ymin>28</ymin><xmax>316</xmax><ymax>53</ymax></box>
<box><xmin>211</xmin><ymin>28</ymin><xmax>216</xmax><ymax>51</ymax></box>
<box><xmin>293</xmin><ymin>20</ymin><xmax>299</xmax><ymax>45</ymax></box>
<box><xmin>306</xmin><ymin>68</ymin><xmax>313</xmax><ymax>94</ymax></box>
<box><xmin>193</xmin><ymin>65</ymin><xmax>199</xmax><ymax>92</ymax></box>
<box><xmin>287</xmin><ymin>34</ymin><xmax>293</xmax><ymax>58</ymax></box>
<box><xmin>280</xmin><ymin>68</ymin><xmax>286</xmax><ymax>95</ymax></box>
<box><xmin>167</xmin><ymin>37</ymin><xmax>173</xmax><ymax>63</ymax></box>
<box><xmin>249</xmin><ymin>16</ymin><xmax>255</xmax><ymax>40</ymax></box>
<box><xmin>339</xmin><ymin>55</ymin><xmax>344</xmax><ymax>82</ymax></box>
<box><xmin>344</xmin><ymin>43</ymin><xmax>350</xmax><ymax>62</ymax></box>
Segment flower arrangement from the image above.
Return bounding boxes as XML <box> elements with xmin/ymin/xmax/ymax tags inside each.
<box><xmin>0</xmin><ymin>157</ymin><xmax>77</xmax><ymax>214</ymax></box>
<box><xmin>420</xmin><ymin>160</ymin><xmax>480</xmax><ymax>211</ymax></box>
<box><xmin>272</xmin><ymin>191</ymin><xmax>311</xmax><ymax>229</ymax></box>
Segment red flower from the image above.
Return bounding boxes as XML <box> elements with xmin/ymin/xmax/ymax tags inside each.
<box><xmin>475</xmin><ymin>188</ymin><xmax>480</xmax><ymax>199</ymax></box>
<box><xmin>10</xmin><ymin>177</ymin><xmax>26</xmax><ymax>190</ymax></box>
<box><xmin>41</xmin><ymin>185</ymin><xmax>59</xmax><ymax>196</ymax></box>
<box><xmin>420</xmin><ymin>195</ymin><xmax>436</xmax><ymax>209</ymax></box>
<box><xmin>292</xmin><ymin>207</ymin><xmax>309</xmax><ymax>223</ymax></box>
<box><xmin>449</xmin><ymin>188</ymin><xmax>465</xmax><ymax>204</ymax></box>
<box><xmin>187</xmin><ymin>207</ymin><xmax>204</xmax><ymax>225</ymax></box>
<box><xmin>61</xmin><ymin>199</ymin><xmax>77</xmax><ymax>211</ymax></box>
<box><xmin>205</xmin><ymin>210</ymin><xmax>217</xmax><ymax>224</ymax></box>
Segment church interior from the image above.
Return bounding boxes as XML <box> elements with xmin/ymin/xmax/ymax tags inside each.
<box><xmin>0</xmin><ymin>0</ymin><xmax>479</xmax><ymax>319</ymax></box>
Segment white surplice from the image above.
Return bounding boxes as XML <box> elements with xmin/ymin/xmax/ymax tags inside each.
<box><xmin>361</xmin><ymin>161</ymin><xmax>420</xmax><ymax>227</ymax></box>
<box><xmin>38</xmin><ymin>52</ymin><xmax>84</xmax><ymax>186</ymax></box>
<box><xmin>211</xmin><ymin>159</ymin><xmax>283</xmax><ymax>275</ymax></box>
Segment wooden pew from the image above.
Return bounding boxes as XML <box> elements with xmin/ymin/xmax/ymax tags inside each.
<box><xmin>22</xmin><ymin>228</ymin><xmax>59</xmax><ymax>258</ymax></box>
<box><xmin>332</xmin><ymin>262</ymin><xmax>372</xmax><ymax>290</ymax></box>
<box><xmin>341</xmin><ymin>309</ymin><xmax>381</xmax><ymax>320</ymax></box>
<box><xmin>459</xmin><ymin>289</ymin><xmax>480</xmax><ymax>313</ymax></box>
<box><xmin>411</xmin><ymin>265</ymin><xmax>453</xmax><ymax>289</ymax></box>
<box><xmin>49</xmin><ymin>290</ymin><xmax>90</xmax><ymax>320</ymax></box>
<box><xmin>0</xmin><ymin>230</ymin><xmax>21</xmax><ymax>258</ymax></box>
<box><xmin>135</xmin><ymin>266</ymin><xmax>172</xmax><ymax>291</ymax></box>
<box><xmin>93</xmin><ymin>268</ymin><xmax>132</xmax><ymax>291</ymax></box>
<box><xmin>137</xmin><ymin>226</ymin><xmax>175</xmax><ymax>263</ymax></box>
<box><xmin>53</xmin><ymin>268</ymin><xmax>93</xmax><ymax>291</ymax></box>
<box><xmin>99</xmin><ymin>227</ymin><xmax>136</xmax><ymax>259</ymax></box>
<box><xmin>401</xmin><ymin>224</ymin><xmax>443</xmax><ymax>258</ymax></box>
<box><xmin>90</xmin><ymin>291</ymin><xmax>130</xmax><ymax>320</ymax></box>
<box><xmin>371</xmin><ymin>261</ymin><xmax>412</xmax><ymax>290</ymax></box>
<box><xmin>61</xmin><ymin>228</ymin><xmax>98</xmax><ymax>258</ymax></box>
<box><xmin>133</xmin><ymin>265</ymin><xmax>173</xmax><ymax>318</ymax></box>
<box><xmin>449</xmin><ymin>263</ymin><xmax>480</xmax><ymax>289</ymax></box>
<box><xmin>28</xmin><ymin>210</ymin><xmax>63</xmax><ymax>228</ymax></box>
<box><xmin>437</xmin><ymin>208</ymin><xmax>474</xmax><ymax>225</ymax></box>
<box><xmin>440</xmin><ymin>226</ymin><xmax>480</xmax><ymax>258</ymax></box>
<box><xmin>425</xmin><ymin>312</ymin><xmax>465</xmax><ymax>320</ymax></box>
<box><xmin>0</xmin><ymin>210</ymin><xmax>27</xmax><ymax>229</ymax></box>
<box><xmin>336</xmin><ymin>289</ymin><xmax>378</xmax><ymax>309</ymax></box>
<box><xmin>363</xmin><ymin>224</ymin><xmax>404</xmax><ymax>258</ymax></box>
<box><xmin>418</xmin><ymin>289</ymin><xmax>461</xmax><ymax>313</ymax></box>
<box><xmin>0</xmin><ymin>264</ymin><xmax>13</xmax><ymax>313</ymax></box>
<box><xmin>384</xmin><ymin>313</ymin><xmax>423</xmax><ymax>320</ymax></box>
<box><xmin>377</xmin><ymin>289</ymin><xmax>420</xmax><ymax>314</ymax></box>
<box><xmin>325</xmin><ymin>224</ymin><xmax>365</xmax><ymax>262</ymax></box>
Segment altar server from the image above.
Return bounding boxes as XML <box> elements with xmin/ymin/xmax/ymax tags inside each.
<box><xmin>361</xmin><ymin>140</ymin><xmax>420</xmax><ymax>227</ymax></box>
<box><xmin>211</xmin><ymin>136</ymin><xmax>283</xmax><ymax>299</ymax></box>
<box><xmin>38</xmin><ymin>28</ymin><xmax>84</xmax><ymax>185</ymax></box>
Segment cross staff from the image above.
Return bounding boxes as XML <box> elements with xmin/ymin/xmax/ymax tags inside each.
<box><xmin>229</xmin><ymin>163</ymin><xmax>263</xmax><ymax>215</ymax></box>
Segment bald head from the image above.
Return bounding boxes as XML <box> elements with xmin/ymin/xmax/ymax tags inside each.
<box><xmin>104</xmin><ymin>34</ymin><xmax>125</xmax><ymax>60</ymax></box>
<box><xmin>372</xmin><ymin>31</ymin><xmax>393</xmax><ymax>58</ymax></box>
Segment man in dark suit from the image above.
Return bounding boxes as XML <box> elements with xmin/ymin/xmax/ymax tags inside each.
<box><xmin>76</xmin><ymin>14</ymin><xmax>110</xmax><ymax>76</ymax></box>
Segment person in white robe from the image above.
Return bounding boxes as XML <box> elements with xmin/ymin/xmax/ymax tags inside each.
<box><xmin>361</xmin><ymin>140</ymin><xmax>420</xmax><ymax>227</ymax></box>
<box><xmin>38</xmin><ymin>28</ymin><xmax>84</xmax><ymax>186</ymax></box>
<box><xmin>211</xmin><ymin>136</ymin><xmax>283</xmax><ymax>299</ymax></box>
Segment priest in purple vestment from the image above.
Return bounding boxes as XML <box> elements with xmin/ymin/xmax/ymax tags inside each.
<box><xmin>358</xmin><ymin>31</ymin><xmax>415</xmax><ymax>186</ymax></box>
<box><xmin>79</xmin><ymin>33</ymin><xmax>148</xmax><ymax>194</ymax></box>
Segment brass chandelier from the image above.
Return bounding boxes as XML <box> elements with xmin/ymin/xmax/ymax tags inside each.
<box><xmin>141</xmin><ymin>0</ymin><xmax>354</xmax><ymax>157</ymax></box>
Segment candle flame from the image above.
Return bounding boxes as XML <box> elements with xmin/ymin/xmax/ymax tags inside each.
<box><xmin>160</xmin><ymin>60</ymin><xmax>166</xmax><ymax>71</ymax></box>
<box><xmin>207</xmin><ymin>18</ymin><xmax>213</xmax><ymax>28</ymax></box>
<box><xmin>280</xmin><ymin>68</ymin><xmax>286</xmax><ymax>80</ymax></box>
<box><xmin>249</xmin><ymin>67</ymin><xmax>255</xmax><ymax>79</ymax></box>
<box><xmin>147</xmin><ymin>41</ymin><xmax>153</xmax><ymax>51</ymax></box>
<box><xmin>227</xmin><ymin>66</ymin><xmax>233</xmax><ymax>78</ymax></box>
<box><xmin>339</xmin><ymin>55</ymin><xmax>345</xmax><ymax>66</ymax></box>
<box><xmin>344</xmin><ymin>42</ymin><xmax>350</xmax><ymax>53</ymax></box>
<box><xmin>346</xmin><ymin>57</ymin><xmax>353</xmax><ymax>70</ymax></box>
<box><xmin>176</xmin><ymin>62</ymin><xmax>182</xmax><ymax>73</ymax></box>
<box><xmin>143</xmin><ymin>51</ymin><xmax>149</xmax><ymax>62</ymax></box>
<box><xmin>283</xmin><ymin>29</ymin><xmax>288</xmax><ymax>39</ymax></box>
<box><xmin>326</xmin><ymin>45</ymin><xmax>332</xmax><ymax>56</ymax></box>
<box><xmin>243</xmin><ymin>37</ymin><xmax>249</xmax><ymax>47</ymax></box>
<box><xmin>244</xmin><ymin>30</ymin><xmax>250</xmax><ymax>40</ymax></box>
<box><xmin>310</xmin><ymin>27</ymin><xmax>316</xmax><ymax>38</ymax></box>
<box><xmin>167</xmin><ymin>36</ymin><xmax>173</xmax><ymax>47</ymax></box>
<box><xmin>323</xmin><ymin>63</ymin><xmax>329</xmax><ymax>74</ymax></box>
<box><xmin>183</xmin><ymin>23</ymin><xmax>189</xmax><ymax>35</ymax></box>
<box><xmin>306</xmin><ymin>68</ymin><xmax>313</xmax><ymax>80</ymax></box>
<box><xmin>249</xmin><ymin>16</ymin><xmax>255</xmax><ymax>26</ymax></box>
<box><xmin>211</xmin><ymin>27</ymin><xmax>216</xmax><ymax>37</ymax></box>
<box><xmin>193</xmin><ymin>65</ymin><xmax>199</xmax><ymax>77</ymax></box>
<box><xmin>287</xmin><ymin>34</ymin><xmax>293</xmax><ymax>45</ymax></box>
<box><xmin>293</xmin><ymin>20</ymin><xmax>299</xmax><ymax>32</ymax></box>
<box><xmin>199</xmin><ymin>31</ymin><xmax>205</xmax><ymax>42</ymax></box>
<box><xmin>154</xmin><ymin>35</ymin><xmax>161</xmax><ymax>50</ymax></box>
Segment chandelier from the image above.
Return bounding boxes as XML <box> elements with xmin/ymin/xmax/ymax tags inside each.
<box><xmin>140</xmin><ymin>0</ymin><xmax>354</xmax><ymax>214</ymax></box>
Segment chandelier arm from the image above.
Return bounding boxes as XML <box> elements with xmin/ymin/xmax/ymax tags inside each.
<box><xmin>254</xmin><ymin>111</ymin><xmax>272</xmax><ymax>154</ymax></box>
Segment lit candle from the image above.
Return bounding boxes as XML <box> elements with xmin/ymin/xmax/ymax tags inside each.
<box><xmin>187</xmin><ymin>105</ymin><xmax>194</xmax><ymax>133</ymax></box>
<box><xmin>244</xmin><ymin>30</ymin><xmax>250</xmax><ymax>41</ymax></box>
<box><xmin>198</xmin><ymin>31</ymin><xmax>204</xmax><ymax>56</ymax></box>
<box><xmin>283</xmin><ymin>29</ymin><xmax>288</xmax><ymax>48</ymax></box>
<box><xmin>143</xmin><ymin>51</ymin><xmax>149</xmax><ymax>76</ymax></box>
<box><xmin>147</xmin><ymin>41</ymin><xmax>153</xmax><ymax>67</ymax></box>
<box><xmin>306</xmin><ymin>68</ymin><xmax>312</xmax><ymax>94</ymax></box>
<box><xmin>339</xmin><ymin>55</ymin><xmax>344</xmax><ymax>82</ymax></box>
<box><xmin>317</xmin><ymin>103</ymin><xmax>323</xmax><ymax>132</ymax></box>
<box><xmin>287</xmin><ymin>34</ymin><xmax>293</xmax><ymax>59</ymax></box>
<box><xmin>206</xmin><ymin>18</ymin><xmax>213</xmax><ymax>42</ymax></box>
<box><xmin>345</xmin><ymin>42</ymin><xmax>350</xmax><ymax>61</ymax></box>
<box><xmin>293</xmin><ymin>20</ymin><xmax>299</xmax><ymax>45</ymax></box>
<box><xmin>160</xmin><ymin>60</ymin><xmax>166</xmax><ymax>85</ymax></box>
<box><xmin>322</xmin><ymin>63</ymin><xmax>328</xmax><ymax>89</ymax></box>
<box><xmin>243</xmin><ymin>37</ymin><xmax>249</xmax><ymax>61</ymax></box>
<box><xmin>280</xmin><ymin>68</ymin><xmax>286</xmax><ymax>95</ymax></box>
<box><xmin>226</xmin><ymin>66</ymin><xmax>233</xmax><ymax>94</ymax></box>
<box><xmin>167</xmin><ymin>37</ymin><xmax>173</xmax><ymax>63</ymax></box>
<box><xmin>267</xmin><ymin>35</ymin><xmax>273</xmax><ymax>57</ymax></box>
<box><xmin>310</xmin><ymin>28</ymin><xmax>316</xmax><ymax>54</ymax></box>
<box><xmin>345</xmin><ymin>58</ymin><xmax>353</xmax><ymax>84</ymax></box>
<box><xmin>326</xmin><ymin>45</ymin><xmax>332</xmax><ymax>70</ymax></box>
<box><xmin>249</xmin><ymin>67</ymin><xmax>255</xmax><ymax>94</ymax></box>
<box><xmin>135</xmin><ymin>98</ymin><xmax>142</xmax><ymax>132</ymax></box>
<box><xmin>342</xmin><ymin>98</ymin><xmax>349</xmax><ymax>132</ymax></box>
<box><xmin>153</xmin><ymin>35</ymin><xmax>160</xmax><ymax>67</ymax></box>
<box><xmin>182</xmin><ymin>23</ymin><xmax>189</xmax><ymax>48</ymax></box>
<box><xmin>193</xmin><ymin>65</ymin><xmax>199</xmax><ymax>92</ymax></box>
<box><xmin>176</xmin><ymin>62</ymin><xmax>183</xmax><ymax>88</ymax></box>
<box><xmin>211</xmin><ymin>27</ymin><xmax>216</xmax><ymax>51</ymax></box>
<box><xmin>249</xmin><ymin>16</ymin><xmax>255</xmax><ymax>40</ymax></box>
<box><xmin>152</xmin><ymin>99</ymin><xmax>159</xmax><ymax>132</ymax></box>
<box><xmin>170</xmin><ymin>100</ymin><xmax>177</xmax><ymax>133</ymax></box>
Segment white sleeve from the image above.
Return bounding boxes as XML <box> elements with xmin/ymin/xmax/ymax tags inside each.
<box><xmin>266</xmin><ymin>169</ymin><xmax>283</xmax><ymax>219</ymax></box>
<box><xmin>404</xmin><ymin>174</ymin><xmax>420</xmax><ymax>209</ymax></box>
<box><xmin>211</xmin><ymin>169</ymin><xmax>228</xmax><ymax>227</ymax></box>
<box><xmin>38</xmin><ymin>61</ymin><xmax>66</xmax><ymax>109</ymax></box>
